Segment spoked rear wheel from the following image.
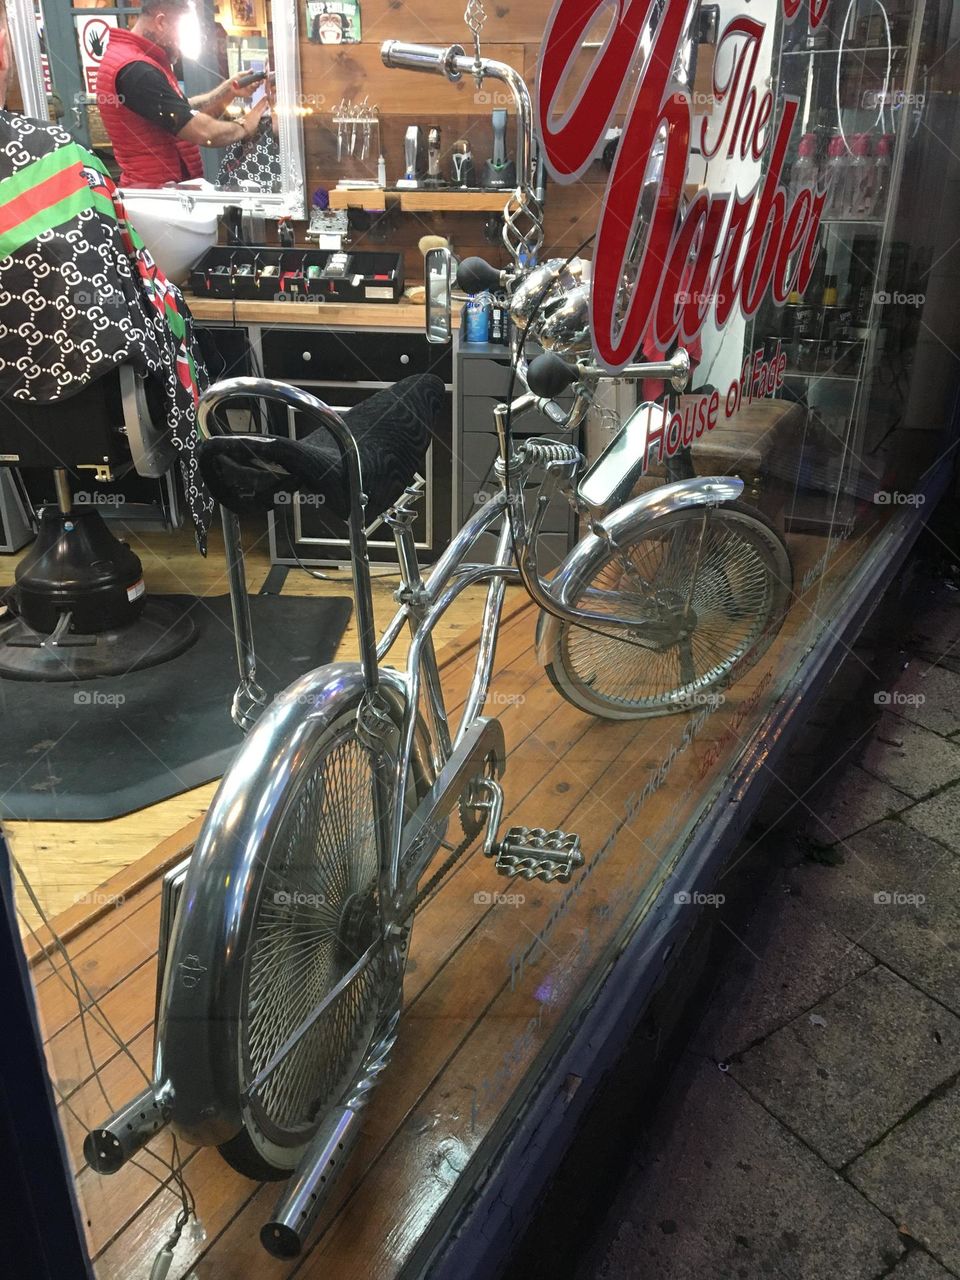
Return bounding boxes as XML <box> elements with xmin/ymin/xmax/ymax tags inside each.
<box><xmin>538</xmin><ymin>502</ymin><xmax>792</xmax><ymax>719</ymax></box>
<box><xmin>219</xmin><ymin>705</ymin><xmax>416</xmax><ymax>1181</ymax></box>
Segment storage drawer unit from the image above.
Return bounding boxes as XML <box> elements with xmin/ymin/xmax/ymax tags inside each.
<box><xmin>459</xmin><ymin>355</ymin><xmax>517</xmax><ymax>399</ymax></box>
<box><xmin>261</xmin><ymin>329</ymin><xmax>452</xmax><ymax>386</ymax></box>
<box><xmin>460</xmin><ymin>432</ymin><xmax>575</xmax><ymax>535</ymax></box>
<box><xmin>457</xmin><ymin>344</ymin><xmax>578</xmax><ymax>571</ymax></box>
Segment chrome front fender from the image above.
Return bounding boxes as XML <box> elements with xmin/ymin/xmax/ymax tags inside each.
<box><xmin>153</xmin><ymin>662</ymin><xmax>414</xmax><ymax>1147</ymax></box>
<box><xmin>537</xmin><ymin>477</ymin><xmax>744</xmax><ymax>665</ymax></box>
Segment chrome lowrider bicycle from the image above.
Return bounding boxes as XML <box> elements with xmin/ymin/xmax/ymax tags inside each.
<box><xmin>84</xmin><ymin>34</ymin><xmax>792</xmax><ymax>1263</ymax></box>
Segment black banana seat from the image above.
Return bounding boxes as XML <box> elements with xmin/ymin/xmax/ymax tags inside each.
<box><xmin>198</xmin><ymin>374</ymin><xmax>445</xmax><ymax>522</ymax></box>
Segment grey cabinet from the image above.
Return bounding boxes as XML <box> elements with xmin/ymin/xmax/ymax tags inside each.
<box><xmin>457</xmin><ymin>343</ymin><xmax>578</xmax><ymax>570</ymax></box>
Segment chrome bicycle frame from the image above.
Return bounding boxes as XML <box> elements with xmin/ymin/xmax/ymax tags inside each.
<box><xmin>197</xmin><ymin>373</ymin><xmax>740</xmax><ymax>924</ymax></box>
<box><xmin>196</xmin><ymin>379</ymin><xmax>527</xmax><ymax>926</ymax></box>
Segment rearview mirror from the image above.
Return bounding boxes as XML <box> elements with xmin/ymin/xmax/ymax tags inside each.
<box><xmin>578</xmin><ymin>402</ymin><xmax>669</xmax><ymax>512</ymax></box>
<box><xmin>425</xmin><ymin>247</ymin><xmax>455</xmax><ymax>344</ymax></box>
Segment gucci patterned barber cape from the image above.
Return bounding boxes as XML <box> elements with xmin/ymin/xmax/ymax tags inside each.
<box><xmin>217</xmin><ymin>112</ymin><xmax>281</xmax><ymax>192</ymax></box>
<box><xmin>0</xmin><ymin>110</ymin><xmax>214</xmax><ymax>550</ymax></box>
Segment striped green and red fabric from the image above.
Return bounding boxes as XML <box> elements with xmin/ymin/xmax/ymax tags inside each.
<box><xmin>0</xmin><ymin>143</ymin><xmax>114</xmax><ymax>258</ymax></box>
<box><xmin>0</xmin><ymin>112</ymin><xmax>213</xmax><ymax>545</ymax></box>
<box><xmin>0</xmin><ymin>141</ymin><xmax>201</xmax><ymax>407</ymax></box>
<box><xmin>112</xmin><ymin>189</ymin><xmax>202</xmax><ymax>406</ymax></box>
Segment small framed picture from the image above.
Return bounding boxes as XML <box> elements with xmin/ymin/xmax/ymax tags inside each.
<box><xmin>306</xmin><ymin>0</ymin><xmax>362</xmax><ymax>45</ymax></box>
<box><xmin>226</xmin><ymin>0</ymin><xmax>267</xmax><ymax>32</ymax></box>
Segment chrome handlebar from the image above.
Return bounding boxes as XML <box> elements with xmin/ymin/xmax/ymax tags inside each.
<box><xmin>380</xmin><ymin>40</ymin><xmax>467</xmax><ymax>77</ymax></box>
<box><xmin>522</xmin><ymin>347</ymin><xmax>691</xmax><ymax>404</ymax></box>
<box><xmin>582</xmin><ymin>347</ymin><xmax>692</xmax><ymax>391</ymax></box>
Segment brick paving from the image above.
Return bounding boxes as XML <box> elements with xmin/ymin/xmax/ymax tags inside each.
<box><xmin>581</xmin><ymin>581</ymin><xmax>960</xmax><ymax>1280</ymax></box>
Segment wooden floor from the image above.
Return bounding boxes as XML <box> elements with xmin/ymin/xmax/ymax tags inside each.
<box><xmin>2</xmin><ymin>522</ymin><xmax>492</xmax><ymax>932</ymax></box>
<box><xmin>21</xmin><ymin>513</ymin><xmax>890</xmax><ymax>1280</ymax></box>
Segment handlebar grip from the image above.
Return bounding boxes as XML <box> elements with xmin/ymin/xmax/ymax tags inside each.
<box><xmin>541</xmin><ymin>399</ymin><xmax>570</xmax><ymax>427</ymax></box>
<box><xmin>456</xmin><ymin>256</ymin><xmax>505</xmax><ymax>295</ymax></box>
<box><xmin>526</xmin><ymin>351</ymin><xmax>579</xmax><ymax>398</ymax></box>
<box><xmin>380</xmin><ymin>41</ymin><xmax>465</xmax><ymax>76</ymax></box>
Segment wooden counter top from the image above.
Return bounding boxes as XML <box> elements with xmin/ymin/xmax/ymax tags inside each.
<box><xmin>187</xmin><ymin>294</ymin><xmax>444</xmax><ymax>329</ymax></box>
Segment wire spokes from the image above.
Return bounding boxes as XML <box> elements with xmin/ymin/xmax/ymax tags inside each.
<box><xmin>243</xmin><ymin>724</ymin><xmax>388</xmax><ymax>1142</ymax></box>
<box><xmin>560</xmin><ymin>510</ymin><xmax>787</xmax><ymax>711</ymax></box>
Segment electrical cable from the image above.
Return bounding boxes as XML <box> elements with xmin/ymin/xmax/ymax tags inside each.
<box><xmin>11</xmin><ymin>856</ymin><xmax>198</xmax><ymax>1266</ymax></box>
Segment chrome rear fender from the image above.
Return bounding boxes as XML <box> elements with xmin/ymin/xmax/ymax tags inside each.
<box><xmin>538</xmin><ymin>478</ymin><xmax>744</xmax><ymax>664</ymax></box>
<box><xmin>153</xmin><ymin>663</ymin><xmax>416</xmax><ymax>1147</ymax></box>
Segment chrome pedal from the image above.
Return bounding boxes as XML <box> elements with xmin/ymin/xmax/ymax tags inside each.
<box><xmin>491</xmin><ymin>827</ymin><xmax>584</xmax><ymax>883</ymax></box>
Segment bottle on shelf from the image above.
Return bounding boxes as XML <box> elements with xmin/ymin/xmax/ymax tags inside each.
<box><xmin>845</xmin><ymin>133</ymin><xmax>877</xmax><ymax>218</ymax></box>
<box><xmin>464</xmin><ymin>292</ymin><xmax>492</xmax><ymax>344</ymax></box>
<box><xmin>789</xmin><ymin>132</ymin><xmax>820</xmax><ymax>202</ymax></box>
<box><xmin>870</xmin><ymin>133</ymin><xmax>894</xmax><ymax>217</ymax></box>
<box><xmin>490</xmin><ymin>295</ymin><xmax>509</xmax><ymax>345</ymax></box>
<box><xmin>824</xmin><ymin>135</ymin><xmax>852</xmax><ymax>218</ymax></box>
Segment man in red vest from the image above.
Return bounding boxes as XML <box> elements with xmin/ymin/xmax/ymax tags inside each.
<box><xmin>98</xmin><ymin>0</ymin><xmax>267</xmax><ymax>189</ymax></box>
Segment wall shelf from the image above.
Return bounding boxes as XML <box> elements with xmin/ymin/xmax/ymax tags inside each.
<box><xmin>398</xmin><ymin>190</ymin><xmax>513</xmax><ymax>212</ymax></box>
<box><xmin>328</xmin><ymin>188</ymin><xmax>392</xmax><ymax>211</ymax></box>
<box><xmin>328</xmin><ymin>188</ymin><xmax>513</xmax><ymax>214</ymax></box>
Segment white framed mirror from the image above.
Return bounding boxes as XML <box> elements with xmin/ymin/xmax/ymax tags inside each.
<box><xmin>9</xmin><ymin>0</ymin><xmax>306</xmax><ymax>223</ymax></box>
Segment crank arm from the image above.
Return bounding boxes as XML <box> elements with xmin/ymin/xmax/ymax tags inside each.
<box><xmin>400</xmin><ymin>716</ymin><xmax>506</xmax><ymax>898</ymax></box>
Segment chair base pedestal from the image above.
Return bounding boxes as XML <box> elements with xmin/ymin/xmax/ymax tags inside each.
<box><xmin>15</xmin><ymin>505</ymin><xmax>145</xmax><ymax>634</ymax></box>
<box><xmin>0</xmin><ymin>503</ymin><xmax>197</xmax><ymax>681</ymax></box>
<box><xmin>0</xmin><ymin>598</ymin><xmax>197</xmax><ymax>682</ymax></box>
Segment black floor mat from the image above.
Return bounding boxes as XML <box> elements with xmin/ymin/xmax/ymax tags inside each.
<box><xmin>0</xmin><ymin>593</ymin><xmax>353</xmax><ymax>821</ymax></box>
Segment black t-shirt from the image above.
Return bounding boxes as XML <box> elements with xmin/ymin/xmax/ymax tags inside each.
<box><xmin>114</xmin><ymin>61</ymin><xmax>194</xmax><ymax>136</ymax></box>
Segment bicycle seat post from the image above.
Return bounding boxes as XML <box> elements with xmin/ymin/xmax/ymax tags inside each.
<box><xmin>221</xmin><ymin>506</ymin><xmax>268</xmax><ymax>731</ymax></box>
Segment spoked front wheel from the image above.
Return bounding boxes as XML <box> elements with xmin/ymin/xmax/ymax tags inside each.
<box><xmin>538</xmin><ymin>501</ymin><xmax>792</xmax><ymax>719</ymax></box>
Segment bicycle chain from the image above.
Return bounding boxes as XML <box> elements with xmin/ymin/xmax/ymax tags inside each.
<box><xmin>409</xmin><ymin>822</ymin><xmax>480</xmax><ymax>916</ymax></box>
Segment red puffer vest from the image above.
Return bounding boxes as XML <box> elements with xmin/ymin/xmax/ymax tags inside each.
<box><xmin>97</xmin><ymin>28</ymin><xmax>203</xmax><ymax>188</ymax></box>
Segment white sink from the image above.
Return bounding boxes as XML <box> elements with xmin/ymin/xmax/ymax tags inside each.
<box><xmin>122</xmin><ymin>188</ymin><xmax>222</xmax><ymax>284</ymax></box>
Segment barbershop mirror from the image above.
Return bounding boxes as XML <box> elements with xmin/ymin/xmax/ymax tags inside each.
<box><xmin>10</xmin><ymin>0</ymin><xmax>305</xmax><ymax>223</ymax></box>
<box><xmin>425</xmin><ymin>247</ymin><xmax>454</xmax><ymax>345</ymax></box>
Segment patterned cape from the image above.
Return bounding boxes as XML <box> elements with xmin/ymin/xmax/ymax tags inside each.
<box><xmin>0</xmin><ymin>110</ymin><xmax>214</xmax><ymax>551</ymax></box>
<box><xmin>216</xmin><ymin>111</ymin><xmax>281</xmax><ymax>192</ymax></box>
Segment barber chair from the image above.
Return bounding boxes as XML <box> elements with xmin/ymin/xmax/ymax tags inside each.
<box><xmin>0</xmin><ymin>366</ymin><xmax>197</xmax><ymax>681</ymax></box>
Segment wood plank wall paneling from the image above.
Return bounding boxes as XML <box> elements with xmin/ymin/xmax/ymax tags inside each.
<box><xmin>294</xmin><ymin>3</ymin><xmax>714</xmax><ymax>281</ymax></box>
<box><xmin>316</xmin><ymin>0</ymin><xmax>559</xmax><ymax>47</ymax></box>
